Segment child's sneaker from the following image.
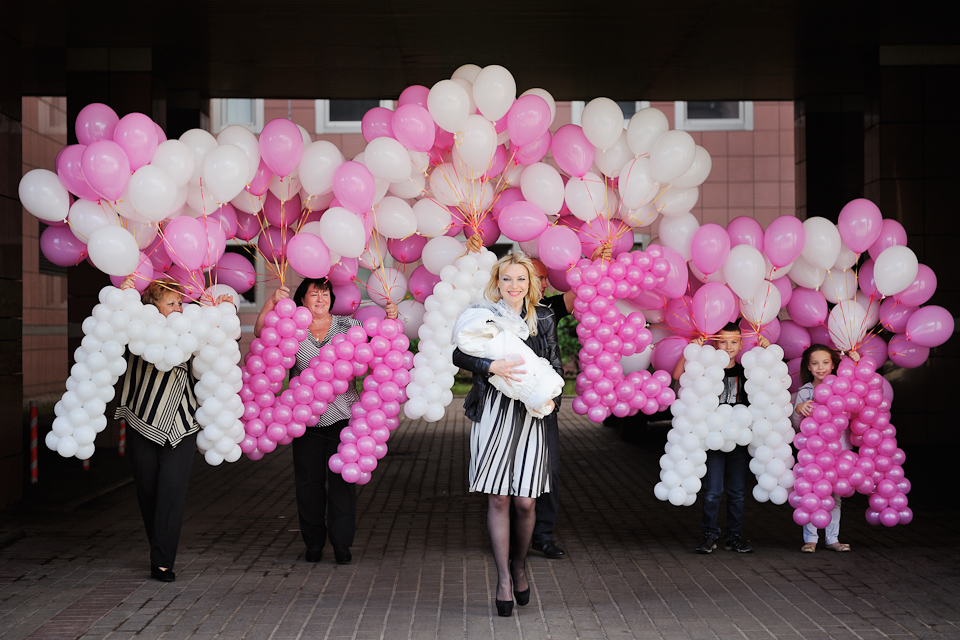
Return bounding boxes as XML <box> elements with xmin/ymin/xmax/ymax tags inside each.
<box><xmin>724</xmin><ymin>534</ymin><xmax>754</xmax><ymax>553</ymax></box>
<box><xmin>695</xmin><ymin>533</ymin><xmax>718</xmax><ymax>554</ymax></box>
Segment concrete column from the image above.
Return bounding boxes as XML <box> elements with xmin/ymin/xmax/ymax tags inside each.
<box><xmin>0</xmin><ymin>22</ymin><xmax>24</xmax><ymax>508</ymax></box>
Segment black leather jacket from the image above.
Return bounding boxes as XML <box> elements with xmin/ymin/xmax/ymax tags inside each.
<box><xmin>452</xmin><ymin>304</ymin><xmax>563</xmax><ymax>423</ymax></box>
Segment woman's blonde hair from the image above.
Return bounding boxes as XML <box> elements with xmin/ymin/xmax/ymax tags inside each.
<box><xmin>484</xmin><ymin>252</ymin><xmax>542</xmax><ymax>335</ymax></box>
<box><xmin>141</xmin><ymin>278</ymin><xmax>185</xmax><ymax>309</ymax></box>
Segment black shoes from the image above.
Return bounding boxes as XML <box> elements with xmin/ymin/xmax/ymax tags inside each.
<box><xmin>151</xmin><ymin>566</ymin><xmax>176</xmax><ymax>582</ymax></box>
<box><xmin>495</xmin><ymin>598</ymin><xmax>514</xmax><ymax>617</ymax></box>
<box><xmin>333</xmin><ymin>545</ymin><xmax>352</xmax><ymax>564</ymax></box>
<box><xmin>514</xmin><ymin>587</ymin><xmax>531</xmax><ymax>607</ymax></box>
<box><xmin>531</xmin><ymin>539</ymin><xmax>566</xmax><ymax>559</ymax></box>
<box><xmin>696</xmin><ymin>533</ymin><xmax>719</xmax><ymax>554</ymax></box>
<box><xmin>305</xmin><ymin>547</ymin><xmax>323</xmax><ymax>563</ymax></box>
<box><xmin>724</xmin><ymin>535</ymin><xmax>754</xmax><ymax>553</ymax></box>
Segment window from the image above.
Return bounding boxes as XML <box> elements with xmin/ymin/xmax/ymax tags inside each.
<box><xmin>210</xmin><ymin>99</ymin><xmax>265</xmax><ymax>133</ymax></box>
<box><xmin>570</xmin><ymin>101</ymin><xmax>650</xmax><ymax>126</ymax></box>
<box><xmin>674</xmin><ymin>101</ymin><xmax>753</xmax><ymax>131</ymax></box>
<box><xmin>315</xmin><ymin>99</ymin><xmax>394</xmax><ymax>134</ymax></box>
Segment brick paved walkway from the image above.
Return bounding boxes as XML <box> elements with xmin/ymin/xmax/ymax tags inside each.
<box><xmin>1</xmin><ymin>403</ymin><xmax>958</xmax><ymax>639</ymax></box>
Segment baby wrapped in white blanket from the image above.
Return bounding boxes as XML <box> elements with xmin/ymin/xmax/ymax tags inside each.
<box><xmin>454</xmin><ymin>303</ymin><xmax>564</xmax><ymax>418</ymax></box>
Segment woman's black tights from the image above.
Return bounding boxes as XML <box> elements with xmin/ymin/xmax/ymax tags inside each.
<box><xmin>488</xmin><ymin>494</ymin><xmax>535</xmax><ymax>601</ymax></box>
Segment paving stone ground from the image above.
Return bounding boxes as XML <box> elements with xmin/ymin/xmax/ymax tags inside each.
<box><xmin>1</xmin><ymin>403</ymin><xmax>958</xmax><ymax>640</ymax></box>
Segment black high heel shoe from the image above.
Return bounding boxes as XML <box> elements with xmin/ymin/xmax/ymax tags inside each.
<box><xmin>495</xmin><ymin>598</ymin><xmax>514</xmax><ymax>617</ymax></box>
<box><xmin>514</xmin><ymin>586</ymin><xmax>530</xmax><ymax>606</ymax></box>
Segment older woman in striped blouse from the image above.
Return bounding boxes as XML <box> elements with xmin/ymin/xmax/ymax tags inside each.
<box><xmin>256</xmin><ymin>278</ymin><xmax>396</xmax><ymax>566</ymax></box>
<box><xmin>116</xmin><ymin>277</ymin><xmax>233</xmax><ymax>583</ymax></box>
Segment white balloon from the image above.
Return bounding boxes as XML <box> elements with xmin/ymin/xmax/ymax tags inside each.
<box><xmin>787</xmin><ymin>255</ymin><xmax>826</xmax><ymax>289</ymax></box>
<box><xmin>318</xmin><ymin>207</ymin><xmax>366</xmax><ymax>258</ymax></box>
<box><xmin>801</xmin><ymin>217</ymin><xmax>842</xmax><ymax>270</ymax></box>
<box><xmin>202</xmin><ymin>143</ymin><xmax>250</xmax><ymax>204</ymax></box>
<box><xmin>216</xmin><ymin>125</ymin><xmax>260</xmax><ymax>183</ymax></box>
<box><xmin>580</xmin><ymin>97</ymin><xmax>624</xmax><ymax>151</ymax></box>
<box><xmin>669</xmin><ymin>146</ymin><xmax>713</xmax><ymax>189</ymax></box>
<box><xmin>873</xmin><ymin>245</ymin><xmax>919</xmax><ymax>296</ymax></box>
<box><xmin>373</xmin><ymin>196</ymin><xmax>417</xmax><ymax>239</ymax></box>
<box><xmin>821</xmin><ymin>268</ymin><xmax>858</xmax><ymax>303</ymax></box>
<box><xmin>428</xmin><ymin>79</ymin><xmax>471</xmax><ymax>133</ymax></box>
<box><xmin>627</xmin><ymin>108</ymin><xmax>669</xmax><ymax>156</ymax></box>
<box><xmin>20</xmin><ymin>169</ymin><xmax>71</xmax><ymax>222</ymax></box>
<box><xmin>519</xmin><ymin>163</ymin><xmax>564</xmax><ymax>216</ymax></box>
<box><xmin>298</xmin><ymin>140</ymin><xmax>345</xmax><ymax>196</ymax></box>
<box><xmin>656</xmin><ymin>186</ymin><xmax>700</xmax><ymax>217</ymax></box>
<box><xmin>179</xmin><ymin>128</ymin><xmax>219</xmax><ymax>184</ymax></box>
<box><xmin>87</xmin><ymin>226</ymin><xmax>139</xmax><ymax>276</ymax></box>
<box><xmin>564</xmin><ymin>172</ymin><xmax>607</xmax><ymax>221</ymax></box>
<box><xmin>649</xmin><ymin>130</ymin><xmax>696</xmax><ymax>184</ymax></box>
<box><xmin>618</xmin><ymin>157</ymin><xmax>659</xmax><ymax>210</ymax></box>
<box><xmin>364</xmin><ymin>136</ymin><xmax>412</xmax><ymax>183</ymax></box>
<box><xmin>421</xmin><ymin>236</ymin><xmax>465</xmax><ymax>275</ymax></box>
<box><xmin>128</xmin><ymin>165</ymin><xmax>178</xmax><ymax>222</ymax></box>
<box><xmin>151</xmin><ymin>139</ymin><xmax>196</xmax><ymax>188</ymax></box>
<box><xmin>657</xmin><ymin>212</ymin><xmax>699</xmax><ymax>261</ymax></box>
<box><xmin>455</xmin><ymin>115</ymin><xmax>497</xmax><ymax>172</ymax></box>
<box><xmin>68</xmin><ymin>198</ymin><xmax>121</xmax><ymax>242</ymax></box>
<box><xmin>472</xmin><ymin>64</ymin><xmax>516</xmax><ymax>121</ymax></box>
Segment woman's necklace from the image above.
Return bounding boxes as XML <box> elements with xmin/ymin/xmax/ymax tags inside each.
<box><xmin>309</xmin><ymin>317</ymin><xmax>332</xmax><ymax>342</ymax></box>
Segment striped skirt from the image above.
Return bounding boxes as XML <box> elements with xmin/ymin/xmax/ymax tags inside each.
<box><xmin>469</xmin><ymin>386</ymin><xmax>551</xmax><ymax>498</ymax></box>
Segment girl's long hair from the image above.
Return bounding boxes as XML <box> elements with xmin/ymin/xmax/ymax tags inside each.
<box><xmin>483</xmin><ymin>252</ymin><xmax>542</xmax><ymax>336</ymax></box>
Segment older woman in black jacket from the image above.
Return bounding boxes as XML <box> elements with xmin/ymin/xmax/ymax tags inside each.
<box><xmin>452</xmin><ymin>252</ymin><xmax>563</xmax><ymax>617</ymax></box>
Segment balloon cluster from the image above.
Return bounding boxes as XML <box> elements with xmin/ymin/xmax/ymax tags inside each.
<box><xmin>566</xmin><ymin>250</ymin><xmax>677</xmax><ymax>422</ymax></box>
<box><xmin>657</xmin><ymin>343</ymin><xmax>750</xmax><ymax>506</ymax></box>
<box><xmin>742</xmin><ymin>344</ymin><xmax>796</xmax><ymax>504</ymax></box>
<box><xmin>330</xmin><ymin>317</ymin><xmax>413</xmax><ymax>484</ymax></box>
<box><xmin>238</xmin><ymin>298</ymin><xmax>313</xmax><ymax>458</ymax></box>
<box><xmin>790</xmin><ymin>355</ymin><xmax>911</xmax><ymax>527</ymax></box>
<box><xmin>47</xmin><ymin>285</ymin><xmax>243</xmax><ymax>462</ymax></box>
<box><xmin>404</xmin><ymin>246</ymin><xmax>498</xmax><ymax>422</ymax></box>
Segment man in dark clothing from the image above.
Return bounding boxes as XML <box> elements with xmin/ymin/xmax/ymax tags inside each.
<box><xmin>529</xmin><ymin>259</ymin><xmax>575</xmax><ymax>559</ymax></box>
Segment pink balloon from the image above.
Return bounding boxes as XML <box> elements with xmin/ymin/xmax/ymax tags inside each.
<box><xmin>651</xmin><ymin>335</ymin><xmax>688</xmax><ymax>373</ymax></box>
<box><xmin>764</xmin><ymin>216</ymin><xmax>805</xmax><ymax>268</ymax></box>
<box><xmin>772</xmin><ymin>274</ymin><xmax>794</xmax><ymax>306</ymax></box>
<box><xmin>579</xmin><ymin>218</ymin><xmax>634</xmax><ymax>260</ymax></box>
<box><xmin>259</xmin><ymin>118</ymin><xmax>304</xmax><ymax>177</ymax></box>
<box><xmin>463</xmin><ymin>214</ymin><xmax>500</xmax><ymax>248</ymax></box>
<box><xmin>726</xmin><ymin>216</ymin><xmax>764</xmax><ymax>250</ymax></box>
<box><xmin>246</xmin><ymin>157</ymin><xmax>274</xmax><ymax>196</ymax></box>
<box><xmin>692</xmin><ymin>283</ymin><xmax>736</xmax><ymax>335</ymax></box>
<box><xmin>391</xmin><ymin>104</ymin><xmax>435</xmax><ymax>152</ymax></box>
<box><xmin>905</xmin><ymin>305</ymin><xmax>954</xmax><ymax>348</ymax></box>
<box><xmin>207</xmin><ymin>203</ymin><xmax>239</xmax><ymax>239</ymax></box>
<box><xmin>56</xmin><ymin>145</ymin><xmax>100</xmax><ymax>201</ymax></box>
<box><xmin>777</xmin><ymin>320</ymin><xmax>812</xmax><ymax>360</ymax></box>
<box><xmin>498</xmin><ymin>201</ymin><xmax>549</xmax><ymax>242</ymax></box>
<box><xmin>263</xmin><ymin>190</ymin><xmax>302</xmax><ymax>227</ymax></box>
<box><xmin>75</xmin><ymin>103</ymin><xmax>119</xmax><ymax>145</ymax></box>
<box><xmin>163</xmin><ymin>216</ymin><xmax>207</xmax><ymax>270</ymax></box>
<box><xmin>484</xmin><ymin>144</ymin><xmax>509</xmax><ymax>179</ymax></box>
<box><xmin>398</xmin><ymin>84</ymin><xmax>430</xmax><ymax>107</ymax></box>
<box><xmin>514</xmin><ymin>130</ymin><xmax>552</xmax><ymax>165</ymax></box>
<box><xmin>490</xmin><ymin>187</ymin><xmax>525</xmax><ymax>218</ymax></box>
<box><xmin>857</xmin><ymin>259</ymin><xmax>878</xmax><ymax>297</ymax></box>
<box><xmin>361</xmin><ymin>107</ymin><xmax>395</xmax><ymax>142</ymax></box>
<box><xmin>653</xmin><ymin>244</ymin><xmax>688</xmax><ymax>300</ymax></box>
<box><xmin>406</xmin><ymin>264</ymin><xmax>439</xmax><ymax>303</ymax></box>
<box><xmin>113</xmin><ymin>112</ymin><xmax>159</xmax><ymax>171</ymax></box>
<box><xmin>786</xmin><ymin>287</ymin><xmax>828</xmax><ymax>328</ymax></box>
<box><xmin>538</xmin><ymin>225</ymin><xmax>582</xmax><ymax>271</ymax></box>
<box><xmin>740</xmin><ymin>317</ymin><xmax>780</xmax><ymax>351</ymax></box>
<box><xmin>808</xmin><ymin>323</ymin><xmax>835</xmax><ymax>349</ymax></box>
<box><xmin>329</xmin><ymin>257</ymin><xmax>359</xmax><ymax>285</ymax></box>
<box><xmin>332</xmin><ymin>282</ymin><xmax>362</xmax><ymax>315</ymax></box>
<box><xmin>201</xmin><ymin>217</ymin><xmax>227</xmax><ymax>268</ymax></box>
<box><xmin>507</xmin><ymin>94</ymin><xmax>551</xmax><ymax>147</ymax></box>
<box><xmin>144</xmin><ymin>234</ymin><xmax>173</xmax><ymax>271</ymax></box>
<box><xmin>81</xmin><ymin>140</ymin><xmax>131</xmax><ymax>201</ymax></box>
<box><xmin>894</xmin><ymin>264</ymin><xmax>936</xmax><ymax>307</ymax></box>
<box><xmin>40</xmin><ymin>225</ymin><xmax>87</xmax><ymax>266</ymax></box>
<box><xmin>859</xmin><ymin>333</ymin><xmax>888</xmax><ymax>368</ymax></box>
<box><xmin>867</xmin><ymin>218</ymin><xmax>907</xmax><ymax>260</ymax></box>
<box><xmin>354</xmin><ymin>305</ymin><xmax>387</xmax><ymax>324</ymax></box>
<box><xmin>550</xmin><ymin>125</ymin><xmax>594</xmax><ymax>177</ymax></box>
<box><xmin>287</xmin><ymin>232</ymin><xmax>332</xmax><ymax>278</ymax></box>
<box><xmin>257</xmin><ymin>226</ymin><xmax>290</xmax><ymax>264</ymax></box>
<box><xmin>332</xmin><ymin>161</ymin><xmax>376</xmax><ymax>214</ymax></box>
<box><xmin>387</xmin><ymin>234</ymin><xmax>427</xmax><ymax>263</ymax></box>
<box><xmin>235</xmin><ymin>210</ymin><xmax>262</xmax><ymax>241</ymax></box>
<box><xmin>837</xmin><ymin>198</ymin><xmax>883</xmax><ymax>253</ymax></box>
<box><xmin>690</xmin><ymin>223</ymin><xmax>731</xmax><ymax>275</ymax></box>
<box><xmin>664</xmin><ymin>296</ymin><xmax>696</xmax><ymax>337</ymax></box>
<box><xmin>879</xmin><ymin>297</ymin><xmax>916</xmax><ymax>333</ymax></box>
